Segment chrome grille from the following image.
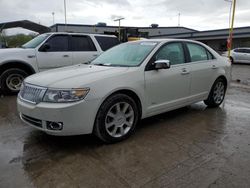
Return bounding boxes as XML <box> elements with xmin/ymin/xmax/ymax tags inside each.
<box><xmin>19</xmin><ymin>83</ymin><xmax>46</xmax><ymax>104</ymax></box>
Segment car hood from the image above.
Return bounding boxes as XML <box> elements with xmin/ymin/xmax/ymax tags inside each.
<box><xmin>0</xmin><ymin>48</ymin><xmax>35</xmax><ymax>57</ymax></box>
<box><xmin>25</xmin><ymin>64</ymin><xmax>130</xmax><ymax>88</ymax></box>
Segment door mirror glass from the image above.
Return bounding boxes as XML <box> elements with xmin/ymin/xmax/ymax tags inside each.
<box><xmin>40</xmin><ymin>43</ymin><xmax>51</xmax><ymax>52</ymax></box>
<box><xmin>154</xmin><ymin>59</ymin><xmax>170</xmax><ymax>70</ymax></box>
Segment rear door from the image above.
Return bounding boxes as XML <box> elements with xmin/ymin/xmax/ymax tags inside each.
<box><xmin>70</xmin><ymin>35</ymin><xmax>99</xmax><ymax>65</ymax></box>
<box><xmin>185</xmin><ymin>42</ymin><xmax>216</xmax><ymax>101</ymax></box>
<box><xmin>36</xmin><ymin>34</ymin><xmax>72</xmax><ymax>71</ymax></box>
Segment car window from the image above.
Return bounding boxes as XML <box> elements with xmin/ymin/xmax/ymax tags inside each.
<box><xmin>187</xmin><ymin>43</ymin><xmax>209</xmax><ymax>62</ymax></box>
<box><xmin>207</xmin><ymin>51</ymin><xmax>214</xmax><ymax>60</ymax></box>
<box><xmin>234</xmin><ymin>49</ymin><xmax>245</xmax><ymax>53</ymax></box>
<box><xmin>91</xmin><ymin>41</ymin><xmax>157</xmax><ymax>67</ymax></box>
<box><xmin>245</xmin><ymin>49</ymin><xmax>250</xmax><ymax>53</ymax></box>
<box><xmin>155</xmin><ymin>43</ymin><xmax>185</xmax><ymax>65</ymax></box>
<box><xmin>95</xmin><ymin>36</ymin><xmax>120</xmax><ymax>51</ymax></box>
<box><xmin>71</xmin><ymin>35</ymin><xmax>96</xmax><ymax>51</ymax></box>
<box><xmin>46</xmin><ymin>35</ymin><xmax>69</xmax><ymax>52</ymax></box>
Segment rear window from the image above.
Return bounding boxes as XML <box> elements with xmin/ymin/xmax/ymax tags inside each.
<box><xmin>95</xmin><ymin>36</ymin><xmax>120</xmax><ymax>51</ymax></box>
<box><xmin>187</xmin><ymin>43</ymin><xmax>213</xmax><ymax>62</ymax></box>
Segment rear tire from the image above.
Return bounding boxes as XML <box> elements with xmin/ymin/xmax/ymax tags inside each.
<box><xmin>230</xmin><ymin>57</ymin><xmax>234</xmax><ymax>64</ymax></box>
<box><xmin>94</xmin><ymin>94</ymin><xmax>139</xmax><ymax>143</ymax></box>
<box><xmin>204</xmin><ymin>78</ymin><xmax>227</xmax><ymax>108</ymax></box>
<box><xmin>0</xmin><ymin>68</ymin><xmax>28</xmax><ymax>95</ymax></box>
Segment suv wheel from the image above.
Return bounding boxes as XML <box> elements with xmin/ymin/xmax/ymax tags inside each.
<box><xmin>204</xmin><ymin>78</ymin><xmax>227</xmax><ymax>108</ymax></box>
<box><xmin>94</xmin><ymin>94</ymin><xmax>139</xmax><ymax>143</ymax></box>
<box><xmin>0</xmin><ymin>68</ymin><xmax>28</xmax><ymax>94</ymax></box>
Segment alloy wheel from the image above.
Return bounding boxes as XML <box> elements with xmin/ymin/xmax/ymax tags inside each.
<box><xmin>105</xmin><ymin>102</ymin><xmax>135</xmax><ymax>138</ymax></box>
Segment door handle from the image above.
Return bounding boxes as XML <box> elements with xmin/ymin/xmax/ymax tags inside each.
<box><xmin>93</xmin><ymin>54</ymin><xmax>98</xmax><ymax>57</ymax></box>
<box><xmin>181</xmin><ymin>68</ymin><xmax>190</xmax><ymax>75</ymax></box>
<box><xmin>212</xmin><ymin>65</ymin><xmax>218</xmax><ymax>69</ymax></box>
<box><xmin>63</xmin><ymin>55</ymin><xmax>69</xmax><ymax>57</ymax></box>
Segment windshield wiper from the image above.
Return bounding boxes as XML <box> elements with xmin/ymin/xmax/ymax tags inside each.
<box><xmin>93</xmin><ymin>63</ymin><xmax>110</xmax><ymax>66</ymax></box>
<box><xmin>82</xmin><ymin>61</ymin><xmax>91</xmax><ymax>64</ymax></box>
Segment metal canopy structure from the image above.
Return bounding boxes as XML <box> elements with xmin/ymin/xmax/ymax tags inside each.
<box><xmin>0</xmin><ymin>20</ymin><xmax>51</xmax><ymax>33</ymax></box>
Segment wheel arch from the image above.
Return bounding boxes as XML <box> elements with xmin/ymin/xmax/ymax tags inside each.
<box><xmin>0</xmin><ymin>61</ymin><xmax>36</xmax><ymax>75</ymax></box>
<box><xmin>97</xmin><ymin>88</ymin><xmax>143</xmax><ymax>120</ymax></box>
<box><xmin>216</xmin><ymin>75</ymin><xmax>228</xmax><ymax>88</ymax></box>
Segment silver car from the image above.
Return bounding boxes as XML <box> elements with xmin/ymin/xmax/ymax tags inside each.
<box><xmin>223</xmin><ymin>48</ymin><xmax>250</xmax><ymax>64</ymax></box>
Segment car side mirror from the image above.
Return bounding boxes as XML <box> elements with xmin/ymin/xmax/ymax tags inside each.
<box><xmin>40</xmin><ymin>43</ymin><xmax>50</xmax><ymax>52</ymax></box>
<box><xmin>154</xmin><ymin>60</ymin><xmax>171</xmax><ymax>70</ymax></box>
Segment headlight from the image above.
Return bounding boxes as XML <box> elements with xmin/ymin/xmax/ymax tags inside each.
<box><xmin>43</xmin><ymin>88</ymin><xmax>90</xmax><ymax>103</ymax></box>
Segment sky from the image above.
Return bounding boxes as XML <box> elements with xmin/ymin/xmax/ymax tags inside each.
<box><xmin>0</xmin><ymin>0</ymin><xmax>249</xmax><ymax>35</ymax></box>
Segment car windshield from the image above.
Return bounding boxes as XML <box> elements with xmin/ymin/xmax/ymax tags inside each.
<box><xmin>91</xmin><ymin>41</ymin><xmax>158</xmax><ymax>67</ymax></box>
<box><xmin>22</xmin><ymin>34</ymin><xmax>50</xmax><ymax>48</ymax></box>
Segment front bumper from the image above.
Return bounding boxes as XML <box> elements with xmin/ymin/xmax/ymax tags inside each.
<box><xmin>17</xmin><ymin>97</ymin><xmax>100</xmax><ymax>136</ymax></box>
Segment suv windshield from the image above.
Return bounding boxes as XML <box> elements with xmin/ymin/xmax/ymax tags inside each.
<box><xmin>22</xmin><ymin>34</ymin><xmax>50</xmax><ymax>48</ymax></box>
<box><xmin>91</xmin><ymin>41</ymin><xmax>158</xmax><ymax>67</ymax></box>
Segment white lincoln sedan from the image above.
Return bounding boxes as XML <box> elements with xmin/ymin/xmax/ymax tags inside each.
<box><xmin>17</xmin><ymin>39</ymin><xmax>231</xmax><ymax>143</ymax></box>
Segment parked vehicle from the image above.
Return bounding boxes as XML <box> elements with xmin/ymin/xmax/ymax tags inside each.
<box><xmin>0</xmin><ymin>32</ymin><xmax>119</xmax><ymax>94</ymax></box>
<box><xmin>17</xmin><ymin>39</ymin><xmax>231</xmax><ymax>143</ymax></box>
<box><xmin>222</xmin><ymin>47</ymin><xmax>250</xmax><ymax>64</ymax></box>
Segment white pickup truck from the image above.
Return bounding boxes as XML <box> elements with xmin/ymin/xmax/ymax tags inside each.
<box><xmin>0</xmin><ymin>32</ymin><xmax>119</xmax><ymax>94</ymax></box>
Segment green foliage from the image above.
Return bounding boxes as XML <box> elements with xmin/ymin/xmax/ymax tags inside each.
<box><xmin>4</xmin><ymin>34</ymin><xmax>34</xmax><ymax>48</ymax></box>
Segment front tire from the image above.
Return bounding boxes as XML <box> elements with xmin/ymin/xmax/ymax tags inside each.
<box><xmin>204</xmin><ymin>78</ymin><xmax>227</xmax><ymax>108</ymax></box>
<box><xmin>94</xmin><ymin>94</ymin><xmax>139</xmax><ymax>143</ymax></box>
<box><xmin>0</xmin><ymin>68</ymin><xmax>28</xmax><ymax>94</ymax></box>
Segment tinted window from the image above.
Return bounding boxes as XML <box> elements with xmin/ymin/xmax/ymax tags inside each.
<box><xmin>46</xmin><ymin>35</ymin><xmax>69</xmax><ymax>52</ymax></box>
<box><xmin>71</xmin><ymin>36</ymin><xmax>96</xmax><ymax>51</ymax></box>
<box><xmin>245</xmin><ymin>49</ymin><xmax>250</xmax><ymax>53</ymax></box>
<box><xmin>235</xmin><ymin>48</ymin><xmax>250</xmax><ymax>53</ymax></box>
<box><xmin>187</xmin><ymin>43</ymin><xmax>209</xmax><ymax>62</ymax></box>
<box><xmin>95</xmin><ymin>36</ymin><xmax>120</xmax><ymax>51</ymax></box>
<box><xmin>155</xmin><ymin>43</ymin><xmax>185</xmax><ymax>65</ymax></box>
<box><xmin>234</xmin><ymin>48</ymin><xmax>245</xmax><ymax>53</ymax></box>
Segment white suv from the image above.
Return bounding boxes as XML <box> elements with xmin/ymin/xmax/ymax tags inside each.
<box><xmin>0</xmin><ymin>32</ymin><xmax>119</xmax><ymax>94</ymax></box>
<box><xmin>17</xmin><ymin>39</ymin><xmax>231</xmax><ymax>143</ymax></box>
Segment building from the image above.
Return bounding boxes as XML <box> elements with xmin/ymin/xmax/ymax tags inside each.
<box><xmin>50</xmin><ymin>23</ymin><xmax>196</xmax><ymax>37</ymax></box>
<box><xmin>50</xmin><ymin>23</ymin><xmax>250</xmax><ymax>52</ymax></box>
<box><xmin>1</xmin><ymin>20</ymin><xmax>249</xmax><ymax>52</ymax></box>
<box><xmin>150</xmin><ymin>27</ymin><xmax>250</xmax><ymax>52</ymax></box>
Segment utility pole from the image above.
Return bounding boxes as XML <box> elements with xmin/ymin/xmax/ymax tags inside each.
<box><xmin>178</xmin><ymin>13</ymin><xmax>180</xmax><ymax>26</ymax></box>
<box><xmin>52</xmin><ymin>12</ymin><xmax>55</xmax><ymax>25</ymax></box>
<box><xmin>64</xmin><ymin>0</ymin><xmax>67</xmax><ymax>31</ymax></box>
<box><xmin>114</xmin><ymin>17</ymin><xmax>125</xmax><ymax>42</ymax></box>
<box><xmin>227</xmin><ymin>0</ymin><xmax>236</xmax><ymax>58</ymax></box>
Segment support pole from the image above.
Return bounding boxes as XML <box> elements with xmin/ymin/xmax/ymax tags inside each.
<box><xmin>228</xmin><ymin>0</ymin><xmax>236</xmax><ymax>58</ymax></box>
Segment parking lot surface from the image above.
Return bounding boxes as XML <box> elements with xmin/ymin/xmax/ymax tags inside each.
<box><xmin>0</xmin><ymin>64</ymin><xmax>250</xmax><ymax>188</ymax></box>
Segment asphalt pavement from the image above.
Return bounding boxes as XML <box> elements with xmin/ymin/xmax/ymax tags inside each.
<box><xmin>0</xmin><ymin>64</ymin><xmax>250</xmax><ymax>188</ymax></box>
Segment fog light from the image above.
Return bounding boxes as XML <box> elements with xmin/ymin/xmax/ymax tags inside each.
<box><xmin>46</xmin><ymin>121</ymin><xmax>63</xmax><ymax>130</ymax></box>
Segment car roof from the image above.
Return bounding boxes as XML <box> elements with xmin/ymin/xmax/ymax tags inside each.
<box><xmin>234</xmin><ymin>47</ymin><xmax>250</xmax><ymax>49</ymax></box>
<box><xmin>44</xmin><ymin>32</ymin><xmax>117</xmax><ymax>38</ymax></box>
<box><xmin>131</xmin><ymin>38</ymin><xmax>207</xmax><ymax>45</ymax></box>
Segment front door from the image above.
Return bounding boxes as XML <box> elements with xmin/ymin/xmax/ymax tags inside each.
<box><xmin>37</xmin><ymin>34</ymin><xmax>72</xmax><ymax>71</ymax></box>
<box><xmin>144</xmin><ymin>42</ymin><xmax>191</xmax><ymax>115</ymax></box>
